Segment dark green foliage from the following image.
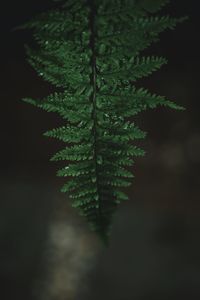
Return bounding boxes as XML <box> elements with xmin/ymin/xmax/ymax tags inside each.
<box><xmin>21</xmin><ymin>0</ymin><xmax>186</xmax><ymax>244</ymax></box>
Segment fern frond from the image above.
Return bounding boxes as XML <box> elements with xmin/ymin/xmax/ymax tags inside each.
<box><xmin>43</xmin><ymin>122</ymin><xmax>93</xmax><ymax>143</ymax></box>
<box><xmin>21</xmin><ymin>0</ymin><xmax>186</xmax><ymax>244</ymax></box>
<box><xmin>51</xmin><ymin>144</ymin><xmax>94</xmax><ymax>162</ymax></box>
<box><xmin>99</xmin><ymin>56</ymin><xmax>167</xmax><ymax>81</ymax></box>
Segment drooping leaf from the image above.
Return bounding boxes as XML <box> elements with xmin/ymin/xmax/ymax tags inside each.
<box><xmin>21</xmin><ymin>0</ymin><xmax>186</xmax><ymax>245</ymax></box>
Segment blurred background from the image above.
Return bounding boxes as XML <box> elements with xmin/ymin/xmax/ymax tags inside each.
<box><xmin>0</xmin><ymin>1</ymin><xmax>200</xmax><ymax>299</ymax></box>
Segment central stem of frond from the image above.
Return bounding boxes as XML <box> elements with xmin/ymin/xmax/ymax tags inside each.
<box><xmin>88</xmin><ymin>1</ymin><xmax>102</xmax><ymax>218</ymax></box>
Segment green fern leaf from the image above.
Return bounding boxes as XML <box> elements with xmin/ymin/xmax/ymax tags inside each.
<box><xmin>20</xmin><ymin>0</ymin><xmax>186</xmax><ymax>245</ymax></box>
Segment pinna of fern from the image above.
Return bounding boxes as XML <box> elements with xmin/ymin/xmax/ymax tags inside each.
<box><xmin>20</xmin><ymin>0</ymin><xmax>186</xmax><ymax>245</ymax></box>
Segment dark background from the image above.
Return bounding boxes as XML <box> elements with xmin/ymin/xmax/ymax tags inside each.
<box><xmin>0</xmin><ymin>1</ymin><xmax>200</xmax><ymax>300</ymax></box>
